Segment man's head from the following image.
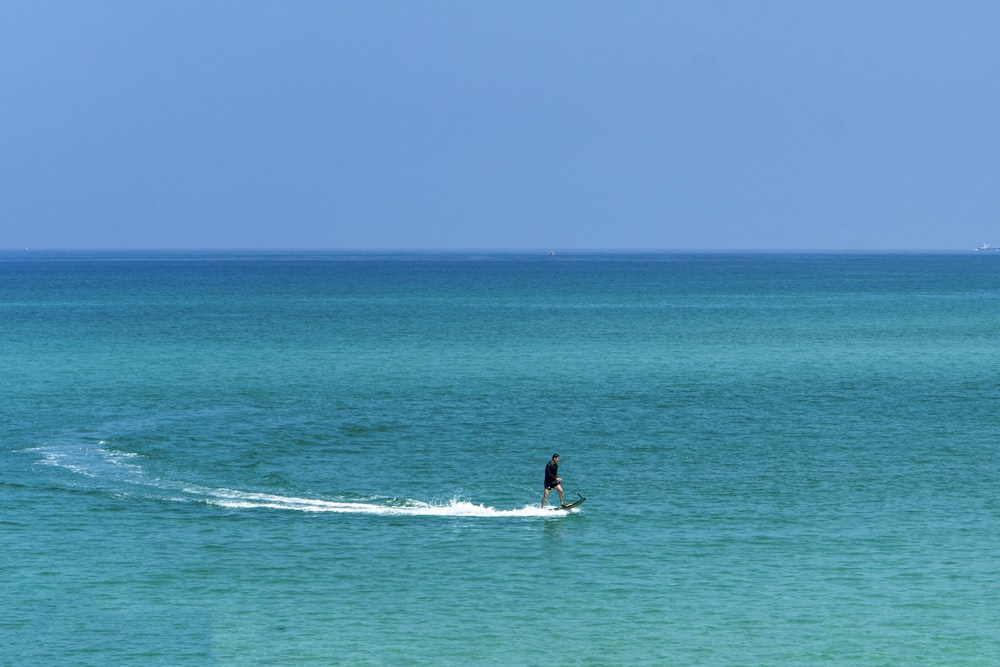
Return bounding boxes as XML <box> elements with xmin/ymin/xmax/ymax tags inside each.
<box><xmin>552</xmin><ymin>453</ymin><xmax>560</xmax><ymax>461</ymax></box>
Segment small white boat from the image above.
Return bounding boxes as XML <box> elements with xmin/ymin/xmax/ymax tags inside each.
<box><xmin>976</xmin><ymin>243</ymin><xmax>993</xmax><ymax>251</ymax></box>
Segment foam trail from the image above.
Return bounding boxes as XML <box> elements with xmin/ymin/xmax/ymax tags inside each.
<box><xmin>36</xmin><ymin>440</ymin><xmax>144</xmax><ymax>480</ymax></box>
<box><xmin>33</xmin><ymin>441</ymin><xmax>576</xmax><ymax>518</ymax></box>
<box><xmin>193</xmin><ymin>487</ymin><xmax>569</xmax><ymax>517</ymax></box>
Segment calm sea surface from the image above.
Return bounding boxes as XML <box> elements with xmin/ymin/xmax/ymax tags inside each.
<box><xmin>3</xmin><ymin>251</ymin><xmax>999</xmax><ymax>665</ymax></box>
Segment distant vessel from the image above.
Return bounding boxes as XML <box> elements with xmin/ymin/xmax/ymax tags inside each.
<box><xmin>548</xmin><ymin>250</ymin><xmax>556</xmax><ymax>256</ymax></box>
<box><xmin>975</xmin><ymin>243</ymin><xmax>993</xmax><ymax>251</ymax></box>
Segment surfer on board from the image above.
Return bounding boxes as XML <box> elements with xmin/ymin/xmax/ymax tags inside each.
<box><xmin>541</xmin><ymin>453</ymin><xmax>564</xmax><ymax>508</ymax></box>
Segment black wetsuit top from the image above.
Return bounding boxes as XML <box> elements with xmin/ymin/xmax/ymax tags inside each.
<box><xmin>544</xmin><ymin>460</ymin><xmax>560</xmax><ymax>489</ymax></box>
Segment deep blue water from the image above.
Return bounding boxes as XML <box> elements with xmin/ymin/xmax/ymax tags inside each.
<box><xmin>3</xmin><ymin>251</ymin><xmax>1000</xmax><ymax>665</ymax></box>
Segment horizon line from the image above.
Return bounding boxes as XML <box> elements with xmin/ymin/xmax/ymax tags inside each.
<box><xmin>2</xmin><ymin>246</ymin><xmax>994</xmax><ymax>254</ymax></box>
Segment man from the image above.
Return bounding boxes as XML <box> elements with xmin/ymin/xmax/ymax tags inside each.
<box><xmin>541</xmin><ymin>453</ymin><xmax>564</xmax><ymax>508</ymax></box>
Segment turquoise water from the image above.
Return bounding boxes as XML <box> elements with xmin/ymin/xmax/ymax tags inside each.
<box><xmin>3</xmin><ymin>251</ymin><xmax>1000</xmax><ymax>665</ymax></box>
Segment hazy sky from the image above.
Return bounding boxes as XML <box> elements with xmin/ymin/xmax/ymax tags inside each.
<box><xmin>3</xmin><ymin>1</ymin><xmax>999</xmax><ymax>250</ymax></box>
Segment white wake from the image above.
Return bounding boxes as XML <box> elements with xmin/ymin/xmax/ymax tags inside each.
<box><xmin>33</xmin><ymin>441</ymin><xmax>578</xmax><ymax>518</ymax></box>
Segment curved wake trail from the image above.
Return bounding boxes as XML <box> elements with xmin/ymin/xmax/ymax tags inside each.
<box><xmin>31</xmin><ymin>441</ymin><xmax>574</xmax><ymax>518</ymax></box>
<box><xmin>194</xmin><ymin>488</ymin><xmax>560</xmax><ymax>516</ymax></box>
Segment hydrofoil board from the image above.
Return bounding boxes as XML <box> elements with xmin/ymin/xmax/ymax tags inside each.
<box><xmin>559</xmin><ymin>494</ymin><xmax>586</xmax><ymax>511</ymax></box>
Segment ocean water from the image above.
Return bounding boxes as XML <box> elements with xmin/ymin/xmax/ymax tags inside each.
<box><xmin>2</xmin><ymin>250</ymin><xmax>999</xmax><ymax>666</ymax></box>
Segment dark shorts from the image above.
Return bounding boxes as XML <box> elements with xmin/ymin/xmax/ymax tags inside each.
<box><xmin>545</xmin><ymin>483</ymin><xmax>560</xmax><ymax>490</ymax></box>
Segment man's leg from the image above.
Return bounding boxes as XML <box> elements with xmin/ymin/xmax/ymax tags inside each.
<box><xmin>556</xmin><ymin>484</ymin><xmax>564</xmax><ymax>506</ymax></box>
<box><xmin>541</xmin><ymin>487</ymin><xmax>549</xmax><ymax>508</ymax></box>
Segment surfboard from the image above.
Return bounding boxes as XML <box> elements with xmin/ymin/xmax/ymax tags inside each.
<box><xmin>559</xmin><ymin>495</ymin><xmax>586</xmax><ymax>511</ymax></box>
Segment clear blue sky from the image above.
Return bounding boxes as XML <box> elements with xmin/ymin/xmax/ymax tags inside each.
<box><xmin>3</xmin><ymin>1</ymin><xmax>999</xmax><ymax>250</ymax></box>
